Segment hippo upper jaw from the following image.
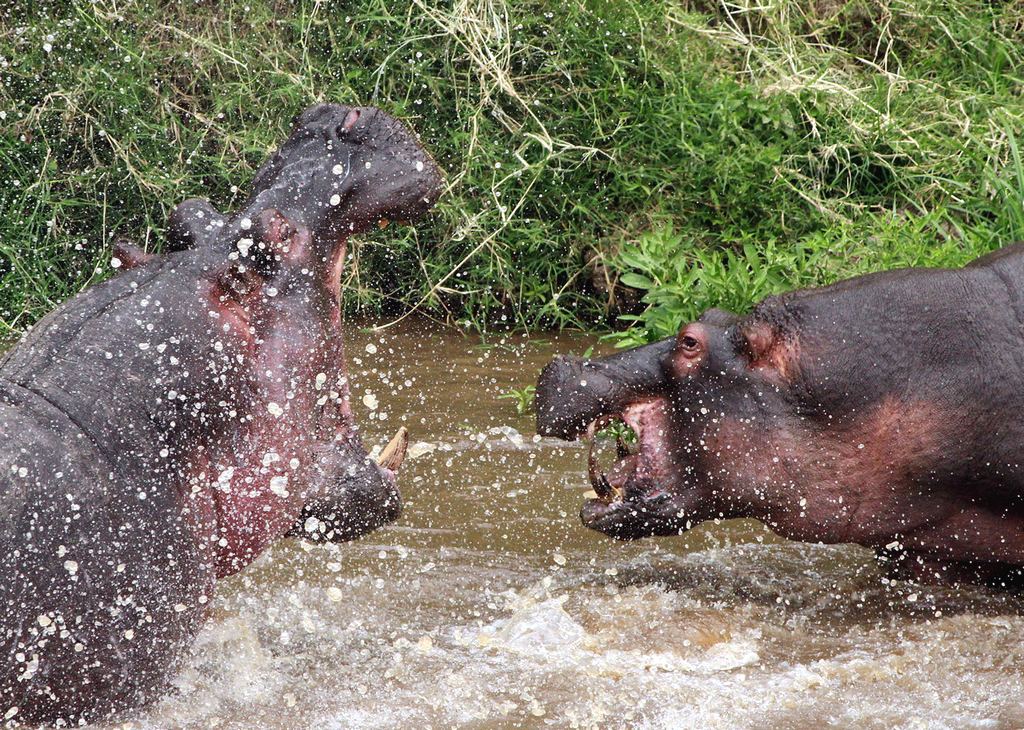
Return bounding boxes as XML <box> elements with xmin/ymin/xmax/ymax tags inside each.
<box><xmin>534</xmin><ymin>338</ymin><xmax>675</xmax><ymax>441</ymax></box>
<box><xmin>165</xmin><ymin>105</ymin><xmax>444</xmax><ymax>258</ymax></box>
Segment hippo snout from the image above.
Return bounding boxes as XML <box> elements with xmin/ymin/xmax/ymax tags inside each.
<box><xmin>535</xmin><ymin>338</ymin><xmax>676</xmax><ymax>440</ymax></box>
<box><xmin>535</xmin><ymin>356</ymin><xmax>616</xmax><ymax>440</ymax></box>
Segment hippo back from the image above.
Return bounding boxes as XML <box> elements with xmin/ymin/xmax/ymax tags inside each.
<box><xmin>0</xmin><ymin>254</ymin><xmax>216</xmax><ymax>724</ymax></box>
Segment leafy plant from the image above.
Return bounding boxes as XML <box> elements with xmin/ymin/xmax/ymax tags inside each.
<box><xmin>498</xmin><ymin>385</ymin><xmax>536</xmax><ymax>416</ymax></box>
<box><xmin>595</xmin><ymin>421</ymin><xmax>637</xmax><ymax>445</ymax></box>
<box><xmin>608</xmin><ymin>204</ymin><xmax>1016</xmax><ymax>346</ymax></box>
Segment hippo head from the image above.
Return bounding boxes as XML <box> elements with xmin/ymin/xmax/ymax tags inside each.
<box><xmin>536</xmin><ymin>308</ymin><xmax>795</xmax><ymax>540</ymax></box>
<box><xmin>244</xmin><ymin>104</ymin><xmax>443</xmax><ymax>241</ymax></box>
<box><xmin>228</xmin><ymin>106</ymin><xmax>440</xmax><ymax>548</ymax></box>
<box><xmin>168</xmin><ymin>104</ymin><xmax>443</xmax><ymax>255</ymax></box>
<box><xmin>165</xmin><ymin>105</ymin><xmax>443</xmax><ymax>566</ymax></box>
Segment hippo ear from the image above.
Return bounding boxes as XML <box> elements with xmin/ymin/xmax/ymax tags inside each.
<box><xmin>111</xmin><ymin>238</ymin><xmax>156</xmax><ymax>271</ymax></box>
<box><xmin>166</xmin><ymin>198</ymin><xmax>228</xmax><ymax>252</ymax></box>
<box><xmin>235</xmin><ymin>208</ymin><xmax>311</xmax><ymax>272</ymax></box>
<box><xmin>740</xmin><ymin>322</ymin><xmax>799</xmax><ymax>380</ymax></box>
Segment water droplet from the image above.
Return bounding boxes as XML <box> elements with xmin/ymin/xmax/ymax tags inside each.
<box><xmin>269</xmin><ymin>475</ymin><xmax>289</xmax><ymax>498</ymax></box>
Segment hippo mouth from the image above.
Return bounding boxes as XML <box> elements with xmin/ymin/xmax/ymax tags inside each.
<box><xmin>534</xmin><ymin>341</ymin><xmax>696</xmax><ymax>540</ymax></box>
<box><xmin>576</xmin><ymin>399</ymin><xmax>688</xmax><ymax>540</ymax></box>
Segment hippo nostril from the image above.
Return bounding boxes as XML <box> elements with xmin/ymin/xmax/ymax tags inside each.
<box><xmin>646</xmin><ymin>489</ymin><xmax>670</xmax><ymax>505</ymax></box>
<box><xmin>339</xmin><ymin>109</ymin><xmax>360</xmax><ymax>134</ymax></box>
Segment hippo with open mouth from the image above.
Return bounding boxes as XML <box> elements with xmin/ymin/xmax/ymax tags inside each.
<box><xmin>537</xmin><ymin>246</ymin><xmax>1024</xmax><ymax>588</ymax></box>
<box><xmin>0</xmin><ymin>104</ymin><xmax>442</xmax><ymax>725</ymax></box>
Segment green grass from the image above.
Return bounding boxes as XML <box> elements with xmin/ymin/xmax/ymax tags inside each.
<box><xmin>1</xmin><ymin>0</ymin><xmax>1022</xmax><ymax>342</ymax></box>
<box><xmin>609</xmin><ymin>210</ymin><xmax>1021</xmax><ymax>347</ymax></box>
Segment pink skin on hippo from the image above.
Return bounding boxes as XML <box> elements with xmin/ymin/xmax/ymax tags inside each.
<box><xmin>0</xmin><ymin>104</ymin><xmax>442</xmax><ymax>725</ymax></box>
<box><xmin>537</xmin><ymin>250</ymin><xmax>1024</xmax><ymax>589</ymax></box>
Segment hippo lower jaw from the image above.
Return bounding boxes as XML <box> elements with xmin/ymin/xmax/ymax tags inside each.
<box><xmin>289</xmin><ymin>428</ymin><xmax>409</xmax><ymax>544</ymax></box>
<box><xmin>578</xmin><ymin>399</ymin><xmax>694</xmax><ymax>540</ymax></box>
<box><xmin>292</xmin><ymin>472</ymin><xmax>402</xmax><ymax>543</ymax></box>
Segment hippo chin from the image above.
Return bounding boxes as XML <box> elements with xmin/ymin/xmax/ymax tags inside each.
<box><xmin>537</xmin><ymin>246</ymin><xmax>1024</xmax><ymax>589</ymax></box>
<box><xmin>0</xmin><ymin>104</ymin><xmax>442</xmax><ymax>725</ymax></box>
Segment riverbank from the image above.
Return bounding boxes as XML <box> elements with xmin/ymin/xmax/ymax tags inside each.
<box><xmin>2</xmin><ymin>1</ymin><xmax>1022</xmax><ymax>343</ymax></box>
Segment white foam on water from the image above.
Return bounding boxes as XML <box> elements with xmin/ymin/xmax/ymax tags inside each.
<box><xmin>120</xmin><ymin>616</ymin><xmax>293</xmax><ymax>729</ymax></box>
<box><xmin>478</xmin><ymin>596</ymin><xmax>587</xmax><ymax>653</ymax></box>
<box><xmin>108</xmin><ymin>541</ymin><xmax>1024</xmax><ymax>730</ymax></box>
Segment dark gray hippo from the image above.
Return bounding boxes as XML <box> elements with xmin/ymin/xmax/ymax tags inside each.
<box><xmin>536</xmin><ymin>246</ymin><xmax>1024</xmax><ymax>589</ymax></box>
<box><xmin>0</xmin><ymin>104</ymin><xmax>443</xmax><ymax>726</ymax></box>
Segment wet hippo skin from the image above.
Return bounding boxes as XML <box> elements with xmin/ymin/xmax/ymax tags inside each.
<box><xmin>0</xmin><ymin>104</ymin><xmax>442</xmax><ymax>725</ymax></box>
<box><xmin>537</xmin><ymin>245</ymin><xmax>1024</xmax><ymax>589</ymax></box>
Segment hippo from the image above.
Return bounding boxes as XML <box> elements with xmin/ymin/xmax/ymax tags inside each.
<box><xmin>0</xmin><ymin>104</ymin><xmax>443</xmax><ymax>726</ymax></box>
<box><xmin>536</xmin><ymin>246</ymin><xmax>1024</xmax><ymax>589</ymax></box>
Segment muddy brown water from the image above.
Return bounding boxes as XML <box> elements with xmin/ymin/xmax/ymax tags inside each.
<box><xmin>96</xmin><ymin>319</ymin><xmax>1024</xmax><ymax>729</ymax></box>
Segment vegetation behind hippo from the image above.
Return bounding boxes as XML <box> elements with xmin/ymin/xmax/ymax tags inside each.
<box><xmin>2</xmin><ymin>0</ymin><xmax>1023</xmax><ymax>343</ymax></box>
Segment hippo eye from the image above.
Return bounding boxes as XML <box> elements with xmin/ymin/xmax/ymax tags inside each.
<box><xmin>680</xmin><ymin>335</ymin><xmax>700</xmax><ymax>353</ymax></box>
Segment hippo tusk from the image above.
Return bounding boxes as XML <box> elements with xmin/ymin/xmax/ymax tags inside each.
<box><xmin>375</xmin><ymin>426</ymin><xmax>409</xmax><ymax>471</ymax></box>
<box><xmin>587</xmin><ymin>437</ymin><xmax>614</xmax><ymax>499</ymax></box>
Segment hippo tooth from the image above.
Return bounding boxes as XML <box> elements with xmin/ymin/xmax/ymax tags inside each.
<box><xmin>586</xmin><ymin>438</ymin><xmax>626</xmax><ymax>502</ymax></box>
<box><xmin>587</xmin><ymin>437</ymin><xmax>601</xmax><ymax>488</ymax></box>
<box><xmin>587</xmin><ymin>438</ymin><xmax>613</xmax><ymax>500</ymax></box>
<box><xmin>375</xmin><ymin>426</ymin><xmax>409</xmax><ymax>471</ymax></box>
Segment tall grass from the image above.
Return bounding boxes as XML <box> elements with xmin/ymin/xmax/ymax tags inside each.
<box><xmin>1</xmin><ymin>0</ymin><xmax>1022</xmax><ymax>341</ymax></box>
